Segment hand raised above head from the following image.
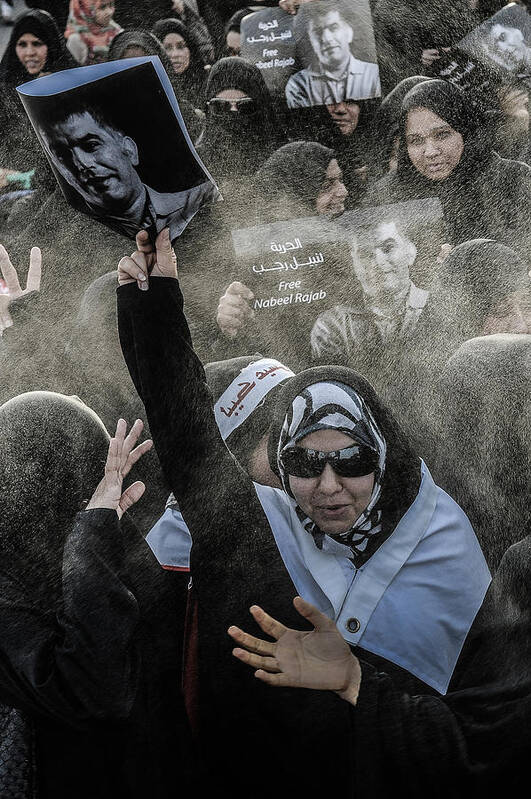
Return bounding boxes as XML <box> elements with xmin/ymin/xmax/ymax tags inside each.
<box><xmin>117</xmin><ymin>228</ymin><xmax>178</xmax><ymax>290</ymax></box>
<box><xmin>85</xmin><ymin>418</ymin><xmax>153</xmax><ymax>519</ymax></box>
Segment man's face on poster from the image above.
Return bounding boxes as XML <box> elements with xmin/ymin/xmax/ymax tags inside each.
<box><xmin>357</xmin><ymin>221</ymin><xmax>416</xmax><ymax>294</ymax></box>
<box><xmin>48</xmin><ymin>111</ymin><xmax>143</xmax><ymax>213</ymax></box>
<box><xmin>488</xmin><ymin>24</ymin><xmax>527</xmax><ymax>69</ymax></box>
<box><xmin>308</xmin><ymin>10</ymin><xmax>353</xmax><ymax>71</ymax></box>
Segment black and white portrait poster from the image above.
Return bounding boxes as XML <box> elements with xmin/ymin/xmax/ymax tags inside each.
<box><xmin>240</xmin><ymin>6</ymin><xmax>297</xmax><ymax>99</ymax></box>
<box><xmin>231</xmin><ymin>214</ymin><xmax>355</xmax><ymax>365</ymax></box>
<box><xmin>457</xmin><ymin>2</ymin><xmax>531</xmax><ymax>87</ymax></box>
<box><xmin>241</xmin><ymin>0</ymin><xmax>381</xmax><ymax>110</ymax></box>
<box><xmin>17</xmin><ymin>56</ymin><xmax>220</xmax><ymax>243</ymax></box>
<box><xmin>337</xmin><ymin>198</ymin><xmax>446</xmax><ymax>291</ymax></box>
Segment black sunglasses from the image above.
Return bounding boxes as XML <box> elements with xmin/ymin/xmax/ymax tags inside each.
<box><xmin>280</xmin><ymin>444</ymin><xmax>379</xmax><ymax>479</ymax></box>
<box><xmin>207</xmin><ymin>97</ymin><xmax>258</xmax><ymax>116</ymax></box>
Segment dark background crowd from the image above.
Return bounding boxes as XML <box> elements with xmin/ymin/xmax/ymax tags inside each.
<box><xmin>0</xmin><ymin>1</ymin><xmax>530</xmax><ymax>797</ymax></box>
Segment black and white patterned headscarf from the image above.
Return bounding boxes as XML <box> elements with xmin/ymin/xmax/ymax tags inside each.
<box><xmin>277</xmin><ymin>381</ymin><xmax>387</xmax><ymax>563</ymax></box>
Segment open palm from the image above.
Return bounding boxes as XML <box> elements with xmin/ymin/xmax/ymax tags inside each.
<box><xmin>228</xmin><ymin>596</ymin><xmax>361</xmax><ymax>703</ymax></box>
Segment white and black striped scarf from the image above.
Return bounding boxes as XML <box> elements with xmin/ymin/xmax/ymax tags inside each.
<box><xmin>276</xmin><ymin>381</ymin><xmax>387</xmax><ymax>563</ymax></box>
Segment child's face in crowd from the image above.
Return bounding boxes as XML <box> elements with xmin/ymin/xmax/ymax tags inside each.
<box><xmin>94</xmin><ymin>1</ymin><xmax>115</xmax><ymax>27</ymax></box>
<box><xmin>405</xmin><ymin>108</ymin><xmax>464</xmax><ymax>181</ymax></box>
<box><xmin>163</xmin><ymin>33</ymin><xmax>191</xmax><ymax>74</ymax></box>
<box><xmin>16</xmin><ymin>33</ymin><xmax>48</xmax><ymax>76</ymax></box>
<box><xmin>315</xmin><ymin>159</ymin><xmax>348</xmax><ymax>215</ymax></box>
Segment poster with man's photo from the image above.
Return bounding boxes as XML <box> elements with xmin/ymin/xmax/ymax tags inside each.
<box><xmin>241</xmin><ymin>0</ymin><xmax>381</xmax><ymax>109</ymax></box>
<box><xmin>232</xmin><ymin>214</ymin><xmax>355</xmax><ymax>312</ymax></box>
<box><xmin>457</xmin><ymin>2</ymin><xmax>531</xmax><ymax>88</ymax></box>
<box><xmin>17</xmin><ymin>56</ymin><xmax>220</xmax><ymax>243</ymax></box>
<box><xmin>231</xmin><ymin>214</ymin><xmax>357</xmax><ymax>364</ymax></box>
<box><xmin>336</xmin><ymin>198</ymin><xmax>446</xmax><ymax>291</ymax></box>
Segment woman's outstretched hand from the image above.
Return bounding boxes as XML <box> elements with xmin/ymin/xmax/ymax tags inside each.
<box><xmin>86</xmin><ymin>418</ymin><xmax>153</xmax><ymax>519</ymax></box>
<box><xmin>228</xmin><ymin>596</ymin><xmax>361</xmax><ymax>705</ymax></box>
<box><xmin>118</xmin><ymin>228</ymin><xmax>177</xmax><ymax>289</ymax></box>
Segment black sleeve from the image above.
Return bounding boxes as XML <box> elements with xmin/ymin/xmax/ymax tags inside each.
<box><xmin>0</xmin><ymin>509</ymin><xmax>140</xmax><ymax>728</ymax></box>
<box><xmin>117</xmin><ymin>278</ymin><xmax>297</xmax><ymax>622</ymax></box>
<box><xmin>352</xmin><ymin>536</ymin><xmax>531</xmax><ymax>797</ymax></box>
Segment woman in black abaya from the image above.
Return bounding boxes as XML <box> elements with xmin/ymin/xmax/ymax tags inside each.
<box><xmin>365</xmin><ymin>79</ymin><xmax>531</xmax><ymax>258</ymax></box>
<box><xmin>152</xmin><ymin>17</ymin><xmax>207</xmax><ymax>105</ymax></box>
<box><xmin>198</xmin><ymin>56</ymin><xmax>280</xmax><ymax>184</ymax></box>
<box><xmin>0</xmin><ymin>391</ymin><xmax>194</xmax><ymax>798</ymax></box>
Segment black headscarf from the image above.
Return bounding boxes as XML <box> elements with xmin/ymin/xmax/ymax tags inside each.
<box><xmin>267</xmin><ymin>365</ymin><xmax>421</xmax><ymax>566</ymax></box>
<box><xmin>200</xmin><ymin>56</ymin><xmax>278</xmax><ymax>180</ymax></box>
<box><xmin>152</xmin><ymin>17</ymin><xmax>206</xmax><ymax>102</ymax></box>
<box><xmin>107</xmin><ymin>29</ymin><xmax>204</xmax><ymax>141</ymax></box>
<box><xmin>436</xmin><ymin>238</ymin><xmax>529</xmax><ymax>338</ymax></box>
<box><xmin>252</xmin><ymin>140</ymin><xmax>336</xmax><ymax>221</ymax></box>
<box><xmin>0</xmin><ymin>9</ymin><xmax>75</xmax><ymax>86</ymax></box>
<box><xmin>0</xmin><ymin>391</ymin><xmax>109</xmax><ymax>600</ymax></box>
<box><xmin>397</xmin><ymin>79</ymin><xmax>492</xmax><ymax>190</ymax></box>
<box><xmin>433</xmin><ymin>333</ymin><xmax>531</xmax><ymax>572</ymax></box>
<box><xmin>375</xmin><ymin>75</ymin><xmax>430</xmax><ymax>174</ymax></box>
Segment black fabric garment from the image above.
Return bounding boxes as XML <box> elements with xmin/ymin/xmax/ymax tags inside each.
<box><xmin>24</xmin><ymin>1</ymin><xmax>70</xmax><ymax>31</ymax></box>
<box><xmin>0</xmin><ymin>10</ymin><xmax>75</xmax><ymax>203</ymax></box>
<box><xmin>199</xmin><ymin>56</ymin><xmax>280</xmax><ymax>182</ymax></box>
<box><xmin>373</xmin><ymin>0</ymin><xmax>480</xmax><ymax>92</ymax></box>
<box><xmin>106</xmin><ymin>29</ymin><xmax>204</xmax><ymax>139</ymax></box>
<box><xmin>0</xmin><ymin>390</ymin><xmax>195</xmax><ymax>797</ymax></box>
<box><xmin>373</xmin><ymin>75</ymin><xmax>430</xmax><ymax>176</ymax></box>
<box><xmin>364</xmin><ymin>79</ymin><xmax>531</xmax><ymax>256</ymax></box>
<box><xmin>252</xmin><ymin>140</ymin><xmax>335</xmax><ymax>219</ymax></box>
<box><xmin>152</xmin><ymin>17</ymin><xmax>207</xmax><ymax>104</ymax></box>
<box><xmin>197</xmin><ymin>1</ymin><xmax>277</xmax><ymax>58</ymax></box>
<box><xmin>353</xmin><ymin>527</ymin><xmax>531</xmax><ymax>797</ymax></box>
<box><xmin>431</xmin><ymin>333</ymin><xmax>531</xmax><ymax>572</ymax></box>
<box><xmin>117</xmin><ymin>276</ymin><xmax>437</xmax><ymax>799</ymax></box>
<box><xmin>113</xmin><ymin>0</ymin><xmax>169</xmax><ymax>30</ymax></box>
<box><xmin>63</xmin><ymin>271</ymin><xmax>170</xmax><ymax>533</ymax></box>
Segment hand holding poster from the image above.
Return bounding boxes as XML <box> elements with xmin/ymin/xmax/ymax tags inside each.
<box><xmin>456</xmin><ymin>2</ymin><xmax>531</xmax><ymax>88</ymax></box>
<box><xmin>17</xmin><ymin>56</ymin><xmax>220</xmax><ymax>243</ymax></box>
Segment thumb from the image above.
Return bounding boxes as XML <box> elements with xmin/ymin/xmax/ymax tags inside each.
<box><xmin>154</xmin><ymin>228</ymin><xmax>177</xmax><ymax>277</ymax></box>
<box><xmin>118</xmin><ymin>481</ymin><xmax>146</xmax><ymax>517</ymax></box>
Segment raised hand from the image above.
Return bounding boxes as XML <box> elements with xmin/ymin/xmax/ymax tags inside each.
<box><xmin>216</xmin><ymin>281</ymin><xmax>254</xmax><ymax>339</ymax></box>
<box><xmin>86</xmin><ymin>418</ymin><xmax>153</xmax><ymax>519</ymax></box>
<box><xmin>0</xmin><ymin>244</ymin><xmax>42</xmax><ymax>335</ymax></box>
<box><xmin>228</xmin><ymin>596</ymin><xmax>361</xmax><ymax>705</ymax></box>
<box><xmin>117</xmin><ymin>228</ymin><xmax>177</xmax><ymax>289</ymax></box>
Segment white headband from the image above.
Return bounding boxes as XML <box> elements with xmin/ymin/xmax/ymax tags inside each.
<box><xmin>215</xmin><ymin>358</ymin><xmax>295</xmax><ymax>441</ymax></box>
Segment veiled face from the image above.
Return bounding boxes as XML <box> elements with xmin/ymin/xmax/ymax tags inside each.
<box><xmin>405</xmin><ymin>107</ymin><xmax>464</xmax><ymax>181</ymax></box>
<box><xmin>288</xmin><ymin>429</ymin><xmax>375</xmax><ymax>535</ymax></box>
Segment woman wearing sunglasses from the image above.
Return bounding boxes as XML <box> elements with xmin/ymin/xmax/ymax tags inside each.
<box><xmin>116</xmin><ymin>229</ymin><xmax>490</xmax><ymax>799</ymax></box>
<box><xmin>198</xmin><ymin>56</ymin><xmax>280</xmax><ymax>184</ymax></box>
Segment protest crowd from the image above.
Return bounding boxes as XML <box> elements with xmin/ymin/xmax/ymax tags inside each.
<box><xmin>0</xmin><ymin>0</ymin><xmax>530</xmax><ymax>796</ymax></box>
